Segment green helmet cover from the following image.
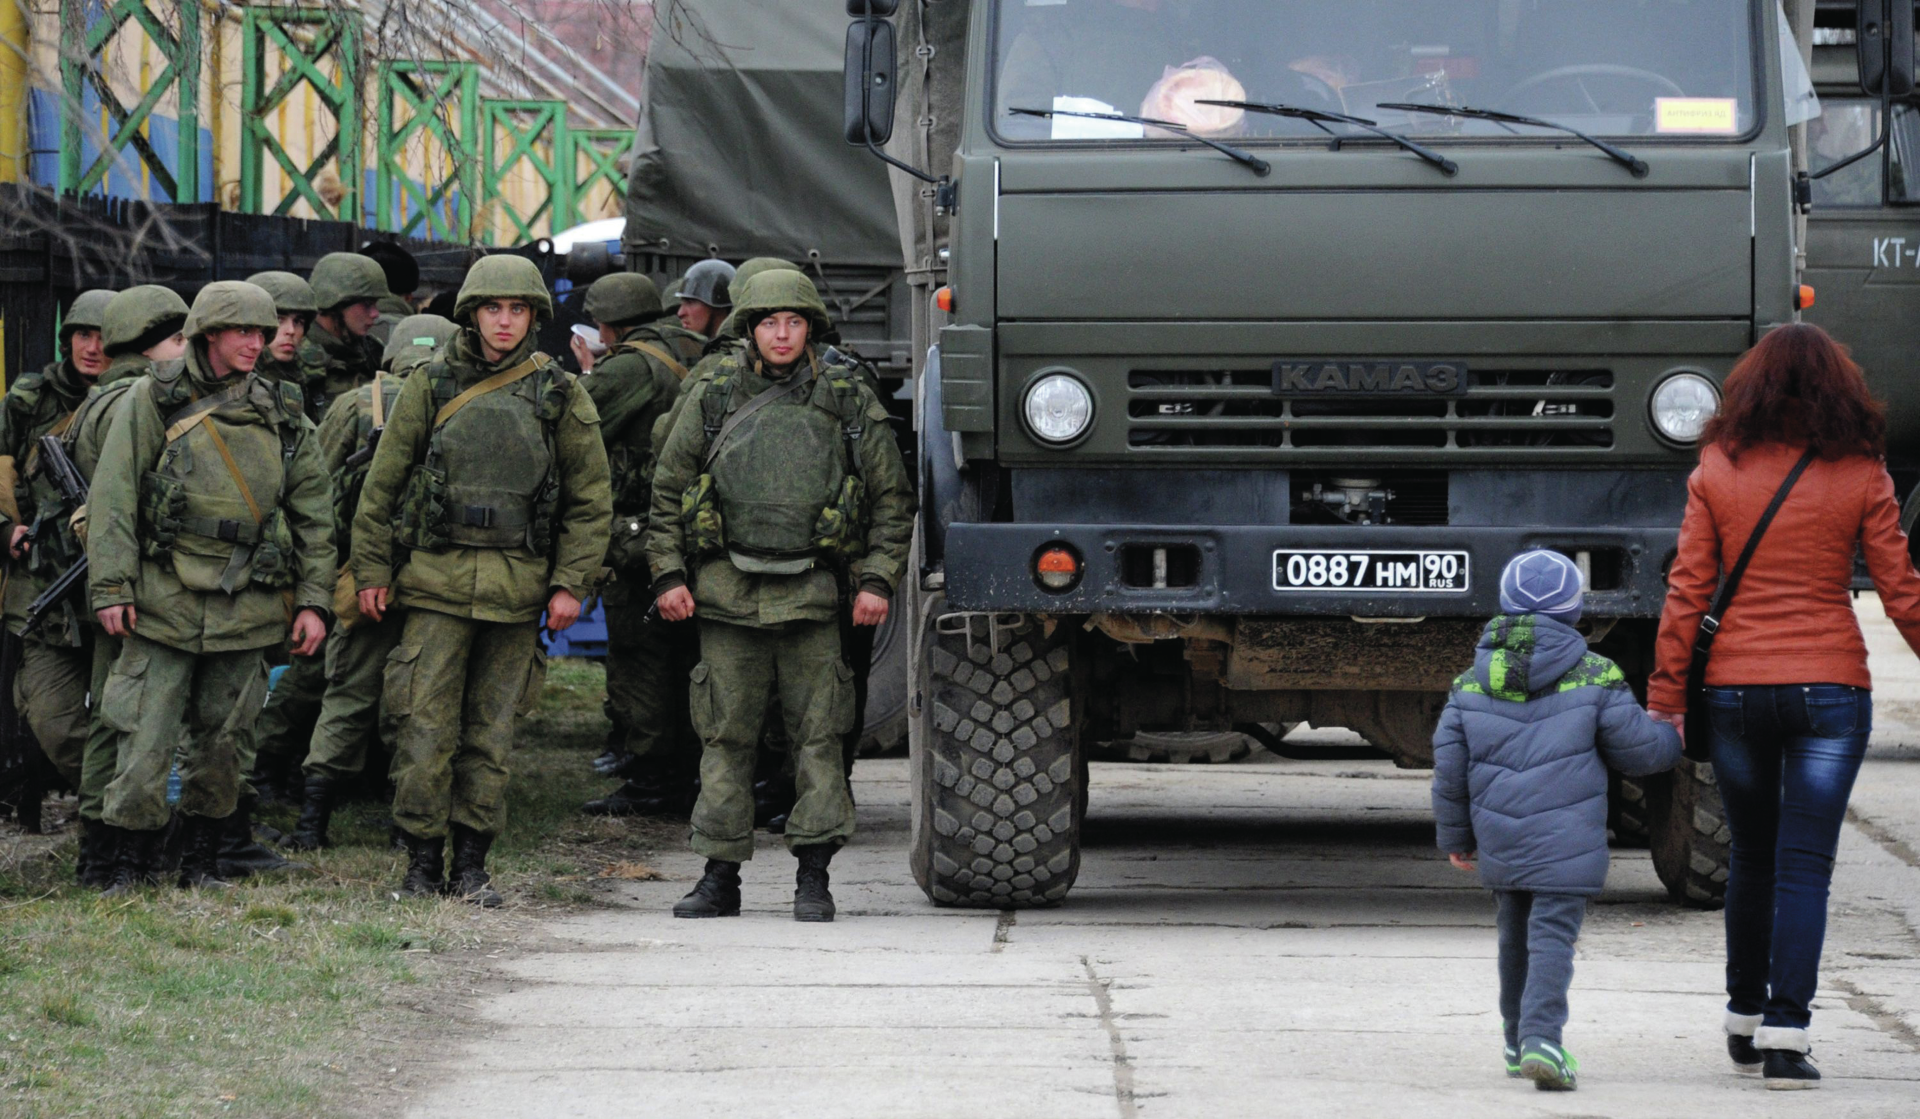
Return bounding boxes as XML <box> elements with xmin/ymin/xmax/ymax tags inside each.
<box><xmin>727</xmin><ymin>257</ymin><xmax>800</xmax><ymax>304</ymax></box>
<box><xmin>102</xmin><ymin>285</ymin><xmax>190</xmax><ymax>352</ymax></box>
<box><xmin>453</xmin><ymin>255</ymin><xmax>555</xmax><ymax>324</ymax></box>
<box><xmin>309</xmin><ymin>251</ymin><xmax>391</xmax><ymax>312</ymax></box>
<box><xmin>185</xmin><ymin>281</ymin><xmax>280</xmax><ymax>341</ymax></box>
<box><xmin>582</xmin><ymin>273</ymin><xmax>663</xmax><ymax>327</ymax></box>
<box><xmin>733</xmin><ymin>271</ymin><xmax>831</xmax><ymax>339</ymax></box>
<box><xmin>64</xmin><ymin>289</ymin><xmax>117</xmax><ymax>334</ymax></box>
<box><xmin>245</xmin><ymin>270</ymin><xmax>319</xmax><ymax>317</ymax></box>
<box><xmin>381</xmin><ymin>313</ymin><xmax>460</xmax><ymax>372</ymax></box>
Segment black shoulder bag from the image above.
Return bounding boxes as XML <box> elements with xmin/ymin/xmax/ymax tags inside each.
<box><xmin>1683</xmin><ymin>448</ymin><xmax>1818</xmax><ymax>760</ymax></box>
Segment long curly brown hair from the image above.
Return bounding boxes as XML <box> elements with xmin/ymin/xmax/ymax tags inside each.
<box><xmin>1701</xmin><ymin>323</ymin><xmax>1885</xmax><ymax>460</ymax></box>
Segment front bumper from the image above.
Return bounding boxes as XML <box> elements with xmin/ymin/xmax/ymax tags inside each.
<box><xmin>943</xmin><ymin>523</ymin><xmax>1677</xmax><ymax>618</ymax></box>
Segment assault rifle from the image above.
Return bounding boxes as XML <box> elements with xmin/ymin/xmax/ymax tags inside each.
<box><xmin>20</xmin><ymin>435</ymin><xmax>90</xmax><ymax>638</ymax></box>
<box><xmin>342</xmin><ymin>423</ymin><xmax>383</xmax><ymax>469</ymax></box>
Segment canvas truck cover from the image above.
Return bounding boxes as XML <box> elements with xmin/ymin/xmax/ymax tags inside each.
<box><xmin>623</xmin><ymin>0</ymin><xmax>901</xmax><ymax>267</ymax></box>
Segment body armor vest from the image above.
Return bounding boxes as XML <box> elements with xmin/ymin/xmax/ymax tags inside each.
<box><xmin>397</xmin><ymin>357</ymin><xmax>569</xmax><ymax>553</ymax></box>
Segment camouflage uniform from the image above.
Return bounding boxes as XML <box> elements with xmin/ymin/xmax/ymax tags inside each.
<box><xmin>244</xmin><ymin>270</ymin><xmax>325</xmax><ymax>405</ymax></box>
<box><xmin>88</xmin><ymin>281</ymin><xmax>336</xmax><ymax>889</ymax></box>
<box><xmin>301</xmin><ymin>252</ymin><xmax>390</xmax><ymax>415</ymax></box>
<box><xmin>646</xmin><ymin>272</ymin><xmax>913</xmax><ymax>917</ymax></box>
<box><xmin>288</xmin><ymin>315</ymin><xmax>458</xmax><ymax>850</ymax></box>
<box><xmin>352</xmin><ymin>257</ymin><xmax>611</xmax><ymax>902</ymax></box>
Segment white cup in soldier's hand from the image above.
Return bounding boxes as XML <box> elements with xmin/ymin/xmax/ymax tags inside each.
<box><xmin>571</xmin><ymin>323</ymin><xmax>607</xmax><ymax>356</ymax></box>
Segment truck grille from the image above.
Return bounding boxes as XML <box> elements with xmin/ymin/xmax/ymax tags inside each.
<box><xmin>1126</xmin><ymin>369</ymin><xmax>1615</xmax><ymax>452</ymax></box>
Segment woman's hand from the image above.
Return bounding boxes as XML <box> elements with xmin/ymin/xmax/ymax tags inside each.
<box><xmin>1448</xmin><ymin>852</ymin><xmax>1477</xmax><ymax>872</ymax></box>
<box><xmin>1650</xmin><ymin>709</ymin><xmax>1685</xmax><ymax>736</ymax></box>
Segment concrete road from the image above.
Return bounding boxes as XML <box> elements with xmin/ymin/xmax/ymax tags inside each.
<box><xmin>409</xmin><ymin>600</ymin><xmax>1920</xmax><ymax>1118</ymax></box>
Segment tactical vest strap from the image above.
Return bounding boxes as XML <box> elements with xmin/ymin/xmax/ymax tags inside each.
<box><xmin>615</xmin><ymin>339</ymin><xmax>688</xmax><ymax>381</ymax></box>
<box><xmin>371</xmin><ymin>371</ymin><xmax>387</xmax><ymax>428</ymax></box>
<box><xmin>432</xmin><ymin>357</ymin><xmax>540</xmax><ymax>428</ymax></box>
<box><xmin>702</xmin><ymin>371</ymin><xmax>815</xmax><ymax>470</ymax></box>
<box><xmin>23</xmin><ymin>410</ymin><xmax>78</xmax><ymax>477</ymax></box>
<box><xmin>161</xmin><ymin>380</ymin><xmax>250</xmax><ymax>443</ymax></box>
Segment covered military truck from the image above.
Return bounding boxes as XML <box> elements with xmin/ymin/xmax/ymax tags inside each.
<box><xmin>838</xmin><ymin>0</ymin><xmax>1910</xmax><ymax>909</ymax></box>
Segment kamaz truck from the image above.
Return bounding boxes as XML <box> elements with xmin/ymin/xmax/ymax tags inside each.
<box><xmin>836</xmin><ymin>0</ymin><xmax>1914</xmax><ymax>910</ymax></box>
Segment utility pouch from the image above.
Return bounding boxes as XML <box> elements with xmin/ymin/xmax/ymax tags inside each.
<box><xmin>680</xmin><ymin>472</ymin><xmax>725</xmax><ymax>557</ymax></box>
<box><xmin>250</xmin><ymin>507</ymin><xmax>298</xmax><ymax>588</ymax></box>
<box><xmin>396</xmin><ymin>463</ymin><xmax>451</xmax><ymax>552</ymax></box>
<box><xmin>137</xmin><ymin>470</ymin><xmax>187</xmax><ymax>566</ymax></box>
<box><xmin>811</xmin><ymin>474</ymin><xmax>869</xmax><ymax>558</ymax></box>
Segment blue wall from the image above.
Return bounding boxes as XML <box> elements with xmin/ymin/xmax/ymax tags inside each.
<box><xmin>29</xmin><ymin>85</ymin><xmax>214</xmax><ymax>201</ymax></box>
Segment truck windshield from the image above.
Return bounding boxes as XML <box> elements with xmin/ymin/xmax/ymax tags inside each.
<box><xmin>993</xmin><ymin>0</ymin><xmax>1759</xmax><ymax>144</ymax></box>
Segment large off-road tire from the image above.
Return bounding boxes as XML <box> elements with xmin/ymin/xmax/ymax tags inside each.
<box><xmin>910</xmin><ymin>605</ymin><xmax>1084</xmax><ymax>908</ymax></box>
<box><xmin>1646</xmin><ymin>759</ymin><xmax>1730</xmax><ymax>909</ymax></box>
<box><xmin>856</xmin><ymin>605</ymin><xmax>909</xmax><ymax>757</ymax></box>
<box><xmin>1607</xmin><ymin>772</ymin><xmax>1652</xmax><ymax>848</ymax></box>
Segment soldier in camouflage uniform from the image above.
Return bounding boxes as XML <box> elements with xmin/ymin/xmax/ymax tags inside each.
<box><xmin>88</xmin><ymin>281</ymin><xmax>336</xmax><ymax>893</ymax></box>
<box><xmin>647</xmin><ymin>271</ymin><xmax>914</xmax><ymax>922</ymax></box>
<box><xmin>237</xmin><ymin>269</ymin><xmax>332</xmax><ymax>810</ymax></box>
<box><xmin>668</xmin><ymin>258</ymin><xmax>735</xmax><ymax>356</ymax></box>
<box><xmin>360</xmin><ymin>242</ymin><xmax>422</xmax><ymax>350</ymax></box>
<box><xmin>0</xmin><ymin>289</ymin><xmax>113</xmax><ymax>845</ymax></box>
<box><xmin>303</xmin><ymin>252</ymin><xmax>389</xmax><ymax>415</ymax></box>
<box><xmin>568</xmin><ymin>274</ymin><xmax>702</xmax><ymax>817</ymax></box>
<box><xmin>352</xmin><ymin>256</ymin><xmax>611</xmax><ymax>906</ymax></box>
<box><xmin>288</xmin><ymin>314</ymin><xmax>458</xmax><ymax>850</ymax></box>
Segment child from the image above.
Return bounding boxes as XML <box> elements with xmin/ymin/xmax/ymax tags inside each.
<box><xmin>1431</xmin><ymin>549</ymin><xmax>1683</xmax><ymax>1091</ymax></box>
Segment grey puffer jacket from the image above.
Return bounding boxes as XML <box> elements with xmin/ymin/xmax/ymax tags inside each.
<box><xmin>1431</xmin><ymin>614</ymin><xmax>1682</xmax><ymax>895</ymax></box>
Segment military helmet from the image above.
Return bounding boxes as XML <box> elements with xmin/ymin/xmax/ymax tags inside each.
<box><xmin>728</xmin><ymin>257</ymin><xmax>799</xmax><ymax>304</ymax></box>
<box><xmin>102</xmin><ymin>284</ymin><xmax>190</xmax><ymax>354</ymax></box>
<box><xmin>734</xmin><ymin>270</ymin><xmax>831</xmax><ymax>339</ymax></box>
<box><xmin>453</xmin><ymin>255</ymin><xmax>555</xmax><ymax>324</ymax></box>
<box><xmin>381</xmin><ymin>313</ymin><xmax>460</xmax><ymax>372</ymax></box>
<box><xmin>245</xmin><ymin>270</ymin><xmax>319</xmax><ymax>318</ymax></box>
<box><xmin>309</xmin><ymin>251</ymin><xmax>391</xmax><ymax>312</ymax></box>
<box><xmin>582</xmin><ymin>273</ymin><xmax>662</xmax><ymax>327</ymax></box>
<box><xmin>184</xmin><ymin>281</ymin><xmax>280</xmax><ymax>341</ymax></box>
<box><xmin>64</xmin><ymin>289</ymin><xmax>117</xmax><ymax>336</ymax></box>
<box><xmin>680</xmin><ymin>259</ymin><xmax>736</xmax><ymax>308</ymax></box>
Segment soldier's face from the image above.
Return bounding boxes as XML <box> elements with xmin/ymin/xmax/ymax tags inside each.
<box><xmin>269</xmin><ymin>313</ymin><xmax>307</xmax><ymax>362</ymax></box>
<box><xmin>68</xmin><ymin>327</ymin><xmax>108</xmax><ymax>377</ymax></box>
<box><xmin>205</xmin><ymin>327</ymin><xmax>266</xmax><ymax>378</ymax></box>
<box><xmin>475</xmin><ymin>300</ymin><xmax>534</xmax><ymax>361</ymax></box>
<box><xmin>144</xmin><ymin>332</ymin><xmax>187</xmax><ymax>363</ymax></box>
<box><xmin>752</xmin><ymin>312</ymin><xmax>810</xmax><ymax>367</ymax></box>
<box><xmin>340</xmin><ymin>298</ymin><xmax>381</xmax><ymax>337</ymax></box>
<box><xmin>678</xmin><ymin>299</ymin><xmax>718</xmax><ymax>337</ymax></box>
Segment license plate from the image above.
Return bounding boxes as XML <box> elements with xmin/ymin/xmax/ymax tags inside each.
<box><xmin>1272</xmin><ymin>549</ymin><xmax>1470</xmax><ymax>592</ymax></box>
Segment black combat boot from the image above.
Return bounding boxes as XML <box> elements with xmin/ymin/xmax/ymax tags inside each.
<box><xmin>792</xmin><ymin>844</ymin><xmax>837</xmax><ymax>922</ymax></box>
<box><xmin>673</xmin><ymin>859</ymin><xmax>742</xmax><ymax>918</ymax></box>
<box><xmin>177</xmin><ymin>814</ymin><xmax>233</xmax><ymax>889</ymax></box>
<box><xmin>447</xmin><ymin>824</ymin><xmax>503</xmax><ymax>908</ymax></box>
<box><xmin>582</xmin><ymin>770</ymin><xmax>685</xmax><ymax>817</ymax></box>
<box><xmin>288</xmin><ymin>777</ymin><xmax>339</xmax><ymax>851</ymax></box>
<box><xmin>396</xmin><ymin>831</ymin><xmax>445</xmax><ymax>898</ymax></box>
<box><xmin>76</xmin><ymin>819</ymin><xmax>117</xmax><ymax>888</ymax></box>
<box><xmin>219</xmin><ymin>796</ymin><xmax>300</xmax><ymax>878</ymax></box>
<box><xmin>101</xmin><ymin>826</ymin><xmax>167</xmax><ymax>896</ymax></box>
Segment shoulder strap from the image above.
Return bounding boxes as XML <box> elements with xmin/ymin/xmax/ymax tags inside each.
<box><xmin>701</xmin><ymin>371</ymin><xmax>816</xmax><ymax>470</ymax></box>
<box><xmin>162</xmin><ymin>380</ymin><xmax>251</xmax><ymax>444</ymax></box>
<box><xmin>371</xmin><ymin>371</ymin><xmax>387</xmax><ymax>429</ymax></box>
<box><xmin>432</xmin><ymin>356</ymin><xmax>539</xmax><ymax>428</ymax></box>
<box><xmin>1692</xmin><ymin>448</ymin><xmax>1819</xmax><ymax>662</ymax></box>
<box><xmin>617</xmin><ymin>339</ymin><xmax>688</xmax><ymax>381</ymax></box>
<box><xmin>23</xmin><ymin>410</ymin><xmax>79</xmax><ymax>477</ymax></box>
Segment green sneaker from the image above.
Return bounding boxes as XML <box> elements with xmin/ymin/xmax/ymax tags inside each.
<box><xmin>1504</xmin><ymin>1042</ymin><xmax>1524</xmax><ymax>1079</ymax></box>
<box><xmin>1519</xmin><ymin>1038</ymin><xmax>1579</xmax><ymax>1091</ymax></box>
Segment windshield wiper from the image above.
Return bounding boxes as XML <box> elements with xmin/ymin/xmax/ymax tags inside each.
<box><xmin>1378</xmin><ymin>102</ymin><xmax>1647</xmax><ymax>178</ymax></box>
<box><xmin>1196</xmin><ymin>99</ymin><xmax>1457</xmax><ymax>176</ymax></box>
<box><xmin>1007</xmin><ymin>106</ymin><xmax>1271</xmax><ymax>176</ymax></box>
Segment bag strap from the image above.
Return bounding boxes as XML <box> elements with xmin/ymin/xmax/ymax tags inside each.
<box><xmin>701</xmin><ymin>370</ymin><xmax>816</xmax><ymax>470</ymax></box>
<box><xmin>371</xmin><ymin>371</ymin><xmax>387</xmax><ymax>429</ymax></box>
<box><xmin>162</xmin><ymin>380</ymin><xmax>250</xmax><ymax>444</ymax></box>
<box><xmin>432</xmin><ymin>357</ymin><xmax>539</xmax><ymax>428</ymax></box>
<box><xmin>618</xmin><ymin>339</ymin><xmax>688</xmax><ymax>381</ymax></box>
<box><xmin>1691</xmin><ymin>448</ymin><xmax>1819</xmax><ymax>665</ymax></box>
<box><xmin>23</xmin><ymin>410</ymin><xmax>78</xmax><ymax>477</ymax></box>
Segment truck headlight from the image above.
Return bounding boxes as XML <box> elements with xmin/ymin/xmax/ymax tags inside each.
<box><xmin>1023</xmin><ymin>373</ymin><xmax>1094</xmax><ymax>445</ymax></box>
<box><xmin>1649</xmin><ymin>372</ymin><xmax>1719</xmax><ymax>444</ymax></box>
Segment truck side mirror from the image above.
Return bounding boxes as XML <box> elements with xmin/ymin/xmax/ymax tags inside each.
<box><xmin>1857</xmin><ymin>0</ymin><xmax>1915</xmax><ymax>97</ymax></box>
<box><xmin>846</xmin><ymin>0</ymin><xmax>898</xmax><ymax>14</ymax></box>
<box><xmin>843</xmin><ymin>17</ymin><xmax>898</xmax><ymax>146</ymax></box>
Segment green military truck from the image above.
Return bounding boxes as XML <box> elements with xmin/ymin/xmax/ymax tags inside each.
<box><xmin>838</xmin><ymin>0</ymin><xmax>1910</xmax><ymax>909</ymax></box>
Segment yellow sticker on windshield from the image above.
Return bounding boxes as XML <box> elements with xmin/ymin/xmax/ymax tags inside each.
<box><xmin>1655</xmin><ymin>98</ymin><xmax>1739</xmax><ymax>135</ymax></box>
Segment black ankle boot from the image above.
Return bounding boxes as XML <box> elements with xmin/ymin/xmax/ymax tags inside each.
<box><xmin>395</xmin><ymin>832</ymin><xmax>445</xmax><ymax>897</ymax></box>
<box><xmin>447</xmin><ymin>824</ymin><xmax>503</xmax><ymax>908</ymax></box>
<box><xmin>1763</xmin><ymin>1048</ymin><xmax>1820</xmax><ymax>1090</ymax></box>
<box><xmin>219</xmin><ymin>797</ymin><xmax>299</xmax><ymax>878</ymax></box>
<box><xmin>792</xmin><ymin>844</ymin><xmax>837</xmax><ymax>922</ymax></box>
<box><xmin>289</xmin><ymin>777</ymin><xmax>338</xmax><ymax>851</ymax></box>
<box><xmin>177</xmin><ymin>815</ymin><xmax>232</xmax><ymax>889</ymax></box>
<box><xmin>673</xmin><ymin>859</ymin><xmax>742</xmax><ymax>918</ymax></box>
<box><xmin>101</xmin><ymin>826</ymin><xmax>168</xmax><ymax>896</ymax></box>
<box><xmin>582</xmin><ymin>772</ymin><xmax>684</xmax><ymax>817</ymax></box>
<box><xmin>76</xmin><ymin>819</ymin><xmax>117</xmax><ymax>888</ymax></box>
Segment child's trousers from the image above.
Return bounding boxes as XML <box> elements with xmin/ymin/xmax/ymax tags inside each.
<box><xmin>1495</xmin><ymin>890</ymin><xmax>1587</xmax><ymax>1045</ymax></box>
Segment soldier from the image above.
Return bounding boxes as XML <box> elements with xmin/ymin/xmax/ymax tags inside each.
<box><xmin>303</xmin><ymin>252</ymin><xmax>389</xmax><ymax>413</ymax></box>
<box><xmin>246</xmin><ymin>271</ymin><xmax>325</xmax><ymax>404</ymax></box>
<box><xmin>671</xmin><ymin>259</ymin><xmax>736</xmax><ymax>353</ymax></box>
<box><xmin>360</xmin><ymin>241</ymin><xmax>422</xmax><ymax>349</ymax></box>
<box><xmin>288</xmin><ymin>314</ymin><xmax>458</xmax><ymax>850</ymax></box>
<box><xmin>0</xmin><ymin>289</ymin><xmax>113</xmax><ymax>840</ymax></box>
<box><xmin>65</xmin><ymin>285</ymin><xmax>190</xmax><ymax>884</ymax></box>
<box><xmin>646</xmin><ymin>271</ymin><xmax>914</xmax><ymax>922</ymax></box>
<box><xmin>570</xmin><ymin>274</ymin><xmax>699</xmax><ymax>817</ymax></box>
<box><xmin>351</xmin><ymin>256</ymin><xmax>611</xmax><ymax>906</ymax></box>
<box><xmin>88</xmin><ymin>281</ymin><xmax>336</xmax><ymax>893</ymax></box>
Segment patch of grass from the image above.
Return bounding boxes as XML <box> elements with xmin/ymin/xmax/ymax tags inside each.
<box><xmin>0</xmin><ymin>656</ymin><xmax>655</xmax><ymax>1119</ymax></box>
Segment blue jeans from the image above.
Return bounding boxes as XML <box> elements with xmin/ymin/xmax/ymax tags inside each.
<box><xmin>1705</xmin><ymin>684</ymin><xmax>1871</xmax><ymax>1030</ymax></box>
